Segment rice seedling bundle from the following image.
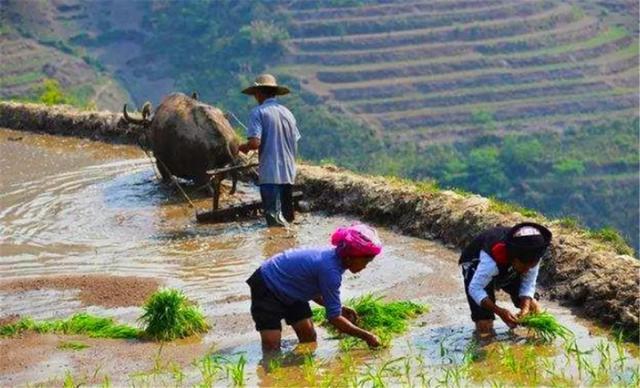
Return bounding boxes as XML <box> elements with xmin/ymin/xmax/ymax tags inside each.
<box><xmin>313</xmin><ymin>293</ymin><xmax>428</xmax><ymax>349</ymax></box>
<box><xmin>518</xmin><ymin>312</ymin><xmax>573</xmax><ymax>342</ymax></box>
<box><xmin>0</xmin><ymin>313</ymin><xmax>140</xmax><ymax>339</ymax></box>
<box><xmin>138</xmin><ymin>288</ymin><xmax>209</xmax><ymax>341</ymax></box>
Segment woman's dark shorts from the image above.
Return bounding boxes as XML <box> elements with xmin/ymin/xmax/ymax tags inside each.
<box><xmin>246</xmin><ymin>268</ymin><xmax>312</xmax><ymax>331</ymax></box>
<box><xmin>461</xmin><ymin>261</ymin><xmax>522</xmax><ymax>322</ymax></box>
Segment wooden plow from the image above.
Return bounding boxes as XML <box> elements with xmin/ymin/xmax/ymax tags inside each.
<box><xmin>195</xmin><ymin>163</ymin><xmax>303</xmax><ymax>224</ymax></box>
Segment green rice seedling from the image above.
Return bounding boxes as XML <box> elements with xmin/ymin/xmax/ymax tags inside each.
<box><xmin>195</xmin><ymin>354</ymin><xmax>225</xmax><ymax>387</ymax></box>
<box><xmin>62</xmin><ymin>371</ymin><xmax>76</xmax><ymax>388</ymax></box>
<box><xmin>267</xmin><ymin>355</ymin><xmax>283</xmax><ymax>374</ymax></box>
<box><xmin>62</xmin><ymin>313</ymin><xmax>140</xmax><ymax>339</ymax></box>
<box><xmin>226</xmin><ymin>355</ymin><xmax>247</xmax><ymax>387</ymax></box>
<box><xmin>57</xmin><ymin>340</ymin><xmax>90</xmax><ymax>351</ymax></box>
<box><xmin>613</xmin><ymin>333</ymin><xmax>628</xmax><ymax>370</ymax></box>
<box><xmin>0</xmin><ymin>314</ymin><xmax>140</xmax><ymax>339</ymax></box>
<box><xmin>414</xmin><ymin>354</ymin><xmax>430</xmax><ymax>387</ymax></box>
<box><xmin>302</xmin><ymin>354</ymin><xmax>319</xmax><ymax>386</ymax></box>
<box><xmin>462</xmin><ymin>340</ymin><xmax>482</xmax><ymax>365</ymax></box>
<box><xmin>363</xmin><ymin>357</ymin><xmax>405</xmax><ymax>387</ymax></box>
<box><xmin>313</xmin><ymin>293</ymin><xmax>428</xmax><ymax>350</ymax></box>
<box><xmin>168</xmin><ymin>362</ymin><xmax>185</xmax><ymax>386</ymax></box>
<box><xmin>338</xmin><ymin>354</ymin><xmax>359</xmax><ymax>388</ymax></box>
<box><xmin>439</xmin><ymin>336</ymin><xmax>450</xmax><ymax>361</ymax></box>
<box><xmin>138</xmin><ymin>288</ymin><xmax>209</xmax><ymax>341</ymax></box>
<box><xmin>101</xmin><ymin>375</ymin><xmax>111</xmax><ymax>388</ymax></box>
<box><xmin>498</xmin><ymin>344</ymin><xmax>518</xmax><ymax>373</ymax></box>
<box><xmin>564</xmin><ymin>338</ymin><xmax>592</xmax><ymax>377</ymax></box>
<box><xmin>518</xmin><ymin>312</ymin><xmax>573</xmax><ymax>342</ymax></box>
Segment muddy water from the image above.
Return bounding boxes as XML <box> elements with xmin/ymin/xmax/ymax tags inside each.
<box><xmin>0</xmin><ymin>128</ymin><xmax>637</xmax><ymax>386</ymax></box>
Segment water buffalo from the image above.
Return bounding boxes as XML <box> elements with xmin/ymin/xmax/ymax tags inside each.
<box><xmin>123</xmin><ymin>92</ymin><xmax>249</xmax><ymax>208</ymax></box>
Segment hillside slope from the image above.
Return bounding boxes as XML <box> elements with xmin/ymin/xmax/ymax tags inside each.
<box><xmin>279</xmin><ymin>0</ymin><xmax>638</xmax><ymax>146</ymax></box>
<box><xmin>0</xmin><ymin>0</ymin><xmax>136</xmax><ymax>110</ymax></box>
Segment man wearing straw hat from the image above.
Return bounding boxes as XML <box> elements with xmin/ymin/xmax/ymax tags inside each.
<box><xmin>239</xmin><ymin>74</ymin><xmax>301</xmax><ymax>227</ymax></box>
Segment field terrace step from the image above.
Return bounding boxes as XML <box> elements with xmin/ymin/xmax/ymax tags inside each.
<box><xmin>376</xmin><ymin>93</ymin><xmax>638</xmax><ymax>130</ymax></box>
<box><xmin>343</xmin><ymin>65</ymin><xmax>639</xmax><ymax>108</ymax></box>
<box><xmin>352</xmin><ymin>81</ymin><xmax>622</xmax><ymax>115</ymax></box>
<box><xmin>317</xmin><ymin>35</ymin><xmax>633</xmax><ymax>84</ymax></box>
<box><xmin>349</xmin><ymin>67</ymin><xmax>639</xmax><ymax>113</ymax></box>
<box><xmin>396</xmin><ymin>108</ymin><xmax>639</xmax><ymax>146</ymax></box>
<box><xmin>287</xmin><ymin>0</ymin><xmax>553</xmax><ymax>38</ymax></box>
<box><xmin>329</xmin><ymin>55</ymin><xmax>638</xmax><ymax>101</ymax></box>
<box><xmin>286</xmin><ymin>17</ymin><xmax>599</xmax><ymax>66</ymax></box>
<box><xmin>283</xmin><ymin>0</ymin><xmax>506</xmax><ymax>21</ymax></box>
<box><xmin>289</xmin><ymin>3</ymin><xmax>575</xmax><ymax>52</ymax></box>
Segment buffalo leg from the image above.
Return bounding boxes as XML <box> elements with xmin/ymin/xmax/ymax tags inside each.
<box><xmin>230</xmin><ymin>171</ymin><xmax>238</xmax><ymax>195</ymax></box>
<box><xmin>212</xmin><ymin>177</ymin><xmax>222</xmax><ymax>210</ymax></box>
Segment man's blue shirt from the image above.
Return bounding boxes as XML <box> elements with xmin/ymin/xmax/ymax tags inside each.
<box><xmin>247</xmin><ymin>98</ymin><xmax>300</xmax><ymax>185</ymax></box>
<box><xmin>260</xmin><ymin>247</ymin><xmax>345</xmax><ymax>319</ymax></box>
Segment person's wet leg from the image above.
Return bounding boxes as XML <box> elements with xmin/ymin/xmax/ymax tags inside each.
<box><xmin>260</xmin><ymin>329</ymin><xmax>282</xmax><ymax>352</ymax></box>
<box><xmin>291</xmin><ymin>318</ymin><xmax>317</xmax><ymax>344</ymax></box>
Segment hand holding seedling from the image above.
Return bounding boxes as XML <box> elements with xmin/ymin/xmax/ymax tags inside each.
<box><xmin>365</xmin><ymin>332</ymin><xmax>381</xmax><ymax>348</ymax></box>
<box><xmin>517</xmin><ymin>297</ymin><xmax>541</xmax><ymax>319</ymax></box>
<box><xmin>497</xmin><ymin>307</ymin><xmax>519</xmax><ymax>328</ymax></box>
<box><xmin>481</xmin><ymin>297</ymin><xmax>518</xmax><ymax>328</ymax></box>
<box><xmin>342</xmin><ymin>306</ymin><xmax>359</xmax><ymax>324</ymax></box>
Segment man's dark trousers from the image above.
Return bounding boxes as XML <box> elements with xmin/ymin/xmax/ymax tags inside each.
<box><xmin>259</xmin><ymin>184</ymin><xmax>294</xmax><ymax>226</ymax></box>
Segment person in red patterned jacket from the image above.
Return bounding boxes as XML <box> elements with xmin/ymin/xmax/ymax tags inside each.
<box><xmin>459</xmin><ymin>222</ymin><xmax>552</xmax><ymax>336</ymax></box>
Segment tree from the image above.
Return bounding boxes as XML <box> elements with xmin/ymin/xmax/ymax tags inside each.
<box><xmin>39</xmin><ymin>79</ymin><xmax>68</xmax><ymax>105</ymax></box>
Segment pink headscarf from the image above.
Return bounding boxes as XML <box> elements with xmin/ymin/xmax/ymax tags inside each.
<box><xmin>331</xmin><ymin>223</ymin><xmax>382</xmax><ymax>258</ymax></box>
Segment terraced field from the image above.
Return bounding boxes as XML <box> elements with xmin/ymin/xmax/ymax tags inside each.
<box><xmin>279</xmin><ymin>0</ymin><xmax>639</xmax><ymax>145</ymax></box>
<box><xmin>0</xmin><ymin>0</ymin><xmax>137</xmax><ymax>110</ymax></box>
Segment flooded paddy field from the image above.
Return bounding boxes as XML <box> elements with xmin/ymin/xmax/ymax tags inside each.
<box><xmin>0</xmin><ymin>128</ymin><xmax>638</xmax><ymax>387</ymax></box>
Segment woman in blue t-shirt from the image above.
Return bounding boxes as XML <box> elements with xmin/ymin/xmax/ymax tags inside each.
<box><xmin>246</xmin><ymin>224</ymin><xmax>383</xmax><ymax>352</ymax></box>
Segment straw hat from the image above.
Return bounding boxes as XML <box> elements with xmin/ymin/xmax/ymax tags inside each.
<box><xmin>241</xmin><ymin>74</ymin><xmax>290</xmax><ymax>96</ymax></box>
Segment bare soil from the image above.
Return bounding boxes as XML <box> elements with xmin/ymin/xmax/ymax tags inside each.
<box><xmin>0</xmin><ymin>275</ymin><xmax>161</xmax><ymax>309</ymax></box>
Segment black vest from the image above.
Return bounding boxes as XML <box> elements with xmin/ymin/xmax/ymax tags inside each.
<box><xmin>459</xmin><ymin>227</ymin><xmax>518</xmax><ymax>288</ymax></box>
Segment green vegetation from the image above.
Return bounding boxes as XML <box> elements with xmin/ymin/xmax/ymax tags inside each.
<box><xmin>588</xmin><ymin>227</ymin><xmax>635</xmax><ymax>256</ymax></box>
<box><xmin>488</xmin><ymin>198</ymin><xmax>540</xmax><ymax>218</ymax></box>
<box><xmin>397</xmin><ymin>118</ymin><xmax>639</xmax><ymax>254</ymax></box>
<box><xmin>313</xmin><ymin>293</ymin><xmax>428</xmax><ymax>349</ymax></box>
<box><xmin>57</xmin><ymin>340</ymin><xmax>90</xmax><ymax>351</ymax></box>
<box><xmin>0</xmin><ymin>72</ymin><xmax>42</xmax><ymax>87</ymax></box>
<box><xmin>471</xmin><ymin>109</ymin><xmax>497</xmax><ymax>131</ymax></box>
<box><xmin>9</xmin><ymin>78</ymin><xmax>98</xmax><ymax>110</ymax></box>
<box><xmin>0</xmin><ymin>288</ymin><xmax>210</xmax><ymax>342</ymax></box>
<box><xmin>518</xmin><ymin>312</ymin><xmax>574</xmax><ymax>342</ymax></box>
<box><xmin>139</xmin><ymin>288</ymin><xmax>209</xmax><ymax>341</ymax></box>
<box><xmin>0</xmin><ymin>313</ymin><xmax>140</xmax><ymax>339</ymax></box>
